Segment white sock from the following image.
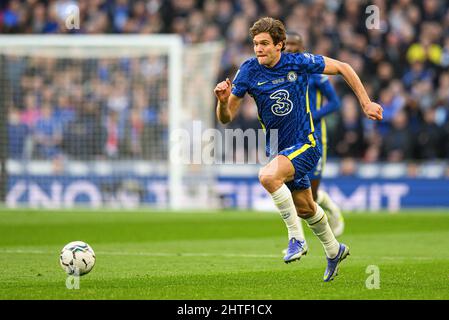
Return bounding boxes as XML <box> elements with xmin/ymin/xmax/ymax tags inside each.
<box><xmin>296</xmin><ymin>216</ymin><xmax>305</xmax><ymax>241</ymax></box>
<box><xmin>305</xmin><ymin>204</ymin><xmax>339</xmax><ymax>258</ymax></box>
<box><xmin>317</xmin><ymin>190</ymin><xmax>341</xmax><ymax>219</ymax></box>
<box><xmin>270</xmin><ymin>184</ymin><xmax>305</xmax><ymax>241</ymax></box>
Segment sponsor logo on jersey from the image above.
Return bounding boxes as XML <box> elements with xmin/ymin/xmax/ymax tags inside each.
<box><xmin>272</xmin><ymin>78</ymin><xmax>285</xmax><ymax>84</ymax></box>
<box><xmin>270</xmin><ymin>89</ymin><xmax>293</xmax><ymax>116</ymax></box>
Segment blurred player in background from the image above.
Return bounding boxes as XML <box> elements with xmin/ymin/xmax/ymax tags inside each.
<box><xmin>214</xmin><ymin>17</ymin><xmax>383</xmax><ymax>282</ymax></box>
<box><xmin>284</xmin><ymin>31</ymin><xmax>345</xmax><ymax>245</ymax></box>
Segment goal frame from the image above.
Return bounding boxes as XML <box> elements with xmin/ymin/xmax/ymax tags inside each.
<box><xmin>0</xmin><ymin>35</ymin><xmax>184</xmax><ymax>209</ymax></box>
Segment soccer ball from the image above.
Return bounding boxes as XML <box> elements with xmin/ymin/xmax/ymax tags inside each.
<box><xmin>59</xmin><ymin>241</ymin><xmax>96</xmax><ymax>276</ymax></box>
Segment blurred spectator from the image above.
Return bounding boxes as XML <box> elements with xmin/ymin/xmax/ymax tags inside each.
<box><xmin>442</xmin><ymin>36</ymin><xmax>449</xmax><ymax>68</ymax></box>
<box><xmin>141</xmin><ymin>108</ymin><xmax>168</xmax><ymax>160</ymax></box>
<box><xmin>20</xmin><ymin>94</ymin><xmax>41</xmax><ymax>129</ymax></box>
<box><xmin>123</xmin><ymin>108</ymin><xmax>144</xmax><ymax>157</ymax></box>
<box><xmin>375</xmin><ymin>62</ymin><xmax>395</xmax><ymax>91</ymax></box>
<box><xmin>333</xmin><ymin>96</ymin><xmax>365</xmax><ymax>158</ymax></box>
<box><xmin>417</xmin><ymin>109</ymin><xmax>445</xmax><ymax>159</ymax></box>
<box><xmin>104</xmin><ymin>110</ymin><xmax>121</xmax><ymax>158</ymax></box>
<box><xmin>43</xmin><ymin>2</ymin><xmax>60</xmax><ymax>33</ymax></box>
<box><xmin>62</xmin><ymin>102</ymin><xmax>105</xmax><ymax>159</ymax></box>
<box><xmin>112</xmin><ymin>0</ymin><xmax>129</xmax><ymax>32</ymax></box>
<box><xmin>377</xmin><ymin>87</ymin><xmax>405</xmax><ymax>136</ymax></box>
<box><xmin>403</xmin><ymin>97</ymin><xmax>423</xmax><ymax>137</ymax></box>
<box><xmin>8</xmin><ymin>107</ymin><xmax>29</xmax><ymax>159</ymax></box>
<box><xmin>406</xmin><ymin>31</ymin><xmax>443</xmax><ymax>66</ymax></box>
<box><xmin>382</xmin><ymin>110</ymin><xmax>414</xmax><ymax>161</ymax></box>
<box><xmin>33</xmin><ymin>104</ymin><xmax>62</xmax><ymax>159</ymax></box>
<box><xmin>53</xmin><ymin>95</ymin><xmax>76</xmax><ymax>129</ymax></box>
<box><xmin>402</xmin><ymin>61</ymin><xmax>433</xmax><ymax>90</ymax></box>
<box><xmin>1</xmin><ymin>0</ymin><xmax>22</xmax><ymax>33</ymax></box>
<box><xmin>422</xmin><ymin>0</ymin><xmax>444</xmax><ymax>22</ymax></box>
<box><xmin>30</xmin><ymin>2</ymin><xmax>47</xmax><ymax>33</ymax></box>
<box><xmin>437</xmin><ymin>72</ymin><xmax>449</xmax><ymax>103</ymax></box>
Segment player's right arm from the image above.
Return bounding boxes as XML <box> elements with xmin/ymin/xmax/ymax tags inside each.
<box><xmin>214</xmin><ymin>78</ymin><xmax>243</xmax><ymax>124</ymax></box>
<box><xmin>215</xmin><ymin>61</ymin><xmax>250</xmax><ymax>124</ymax></box>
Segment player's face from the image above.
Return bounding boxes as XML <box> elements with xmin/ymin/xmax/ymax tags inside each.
<box><xmin>285</xmin><ymin>36</ymin><xmax>304</xmax><ymax>53</ymax></box>
<box><xmin>253</xmin><ymin>32</ymin><xmax>283</xmax><ymax>68</ymax></box>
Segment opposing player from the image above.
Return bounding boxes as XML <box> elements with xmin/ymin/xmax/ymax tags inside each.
<box><xmin>214</xmin><ymin>17</ymin><xmax>382</xmax><ymax>282</ymax></box>
<box><xmin>284</xmin><ymin>31</ymin><xmax>345</xmax><ymax>244</ymax></box>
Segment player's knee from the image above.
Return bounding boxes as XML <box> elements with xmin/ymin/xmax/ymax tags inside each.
<box><xmin>258</xmin><ymin>170</ymin><xmax>282</xmax><ymax>193</ymax></box>
<box><xmin>295</xmin><ymin>201</ymin><xmax>316</xmax><ymax>219</ymax></box>
<box><xmin>258</xmin><ymin>171</ymin><xmax>273</xmax><ymax>189</ymax></box>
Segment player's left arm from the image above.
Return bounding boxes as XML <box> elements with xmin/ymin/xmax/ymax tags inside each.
<box><xmin>312</xmin><ymin>76</ymin><xmax>341</xmax><ymax>121</ymax></box>
<box><xmin>322</xmin><ymin>56</ymin><xmax>383</xmax><ymax>121</ymax></box>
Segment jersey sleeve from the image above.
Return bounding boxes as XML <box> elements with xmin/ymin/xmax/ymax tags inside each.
<box><xmin>296</xmin><ymin>53</ymin><xmax>325</xmax><ymax>74</ymax></box>
<box><xmin>231</xmin><ymin>60</ymin><xmax>251</xmax><ymax>98</ymax></box>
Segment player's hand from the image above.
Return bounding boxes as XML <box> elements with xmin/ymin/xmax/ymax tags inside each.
<box><xmin>363</xmin><ymin>102</ymin><xmax>383</xmax><ymax>121</ymax></box>
<box><xmin>214</xmin><ymin>78</ymin><xmax>232</xmax><ymax>104</ymax></box>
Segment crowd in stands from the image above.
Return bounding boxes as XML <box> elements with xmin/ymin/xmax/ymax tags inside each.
<box><xmin>6</xmin><ymin>55</ymin><xmax>169</xmax><ymax>160</ymax></box>
<box><xmin>2</xmin><ymin>0</ymin><xmax>449</xmax><ymax>164</ymax></box>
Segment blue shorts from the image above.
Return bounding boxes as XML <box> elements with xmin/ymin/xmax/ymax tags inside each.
<box><xmin>307</xmin><ymin>157</ymin><xmax>324</xmax><ymax>181</ymax></box>
<box><xmin>278</xmin><ymin>141</ymin><xmax>322</xmax><ymax>192</ymax></box>
<box><xmin>307</xmin><ymin>134</ymin><xmax>327</xmax><ymax>181</ymax></box>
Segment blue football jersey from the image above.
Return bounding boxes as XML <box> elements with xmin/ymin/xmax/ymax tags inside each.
<box><xmin>231</xmin><ymin>52</ymin><xmax>325</xmax><ymax>157</ymax></box>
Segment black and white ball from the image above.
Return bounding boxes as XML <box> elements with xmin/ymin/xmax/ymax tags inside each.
<box><xmin>60</xmin><ymin>241</ymin><xmax>96</xmax><ymax>276</ymax></box>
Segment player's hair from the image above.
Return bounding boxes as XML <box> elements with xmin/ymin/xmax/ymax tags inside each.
<box><xmin>249</xmin><ymin>17</ymin><xmax>286</xmax><ymax>51</ymax></box>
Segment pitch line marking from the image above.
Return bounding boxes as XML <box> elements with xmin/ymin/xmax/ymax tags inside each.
<box><xmin>0</xmin><ymin>249</ymin><xmax>439</xmax><ymax>261</ymax></box>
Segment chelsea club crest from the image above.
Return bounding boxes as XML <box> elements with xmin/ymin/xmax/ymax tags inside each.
<box><xmin>287</xmin><ymin>71</ymin><xmax>297</xmax><ymax>82</ymax></box>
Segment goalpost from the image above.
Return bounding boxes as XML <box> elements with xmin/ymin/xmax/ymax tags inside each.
<box><xmin>0</xmin><ymin>35</ymin><xmax>224</xmax><ymax>210</ymax></box>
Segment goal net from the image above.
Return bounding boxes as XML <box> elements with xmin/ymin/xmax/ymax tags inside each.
<box><xmin>0</xmin><ymin>35</ymin><xmax>224</xmax><ymax>209</ymax></box>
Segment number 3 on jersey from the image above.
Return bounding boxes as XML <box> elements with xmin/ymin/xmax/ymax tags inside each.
<box><xmin>270</xmin><ymin>89</ymin><xmax>293</xmax><ymax>116</ymax></box>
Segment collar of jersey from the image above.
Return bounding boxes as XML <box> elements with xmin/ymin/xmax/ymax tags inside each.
<box><xmin>259</xmin><ymin>52</ymin><xmax>284</xmax><ymax>70</ymax></box>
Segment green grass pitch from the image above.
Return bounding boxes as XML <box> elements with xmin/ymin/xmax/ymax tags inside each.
<box><xmin>0</xmin><ymin>209</ymin><xmax>448</xmax><ymax>300</ymax></box>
